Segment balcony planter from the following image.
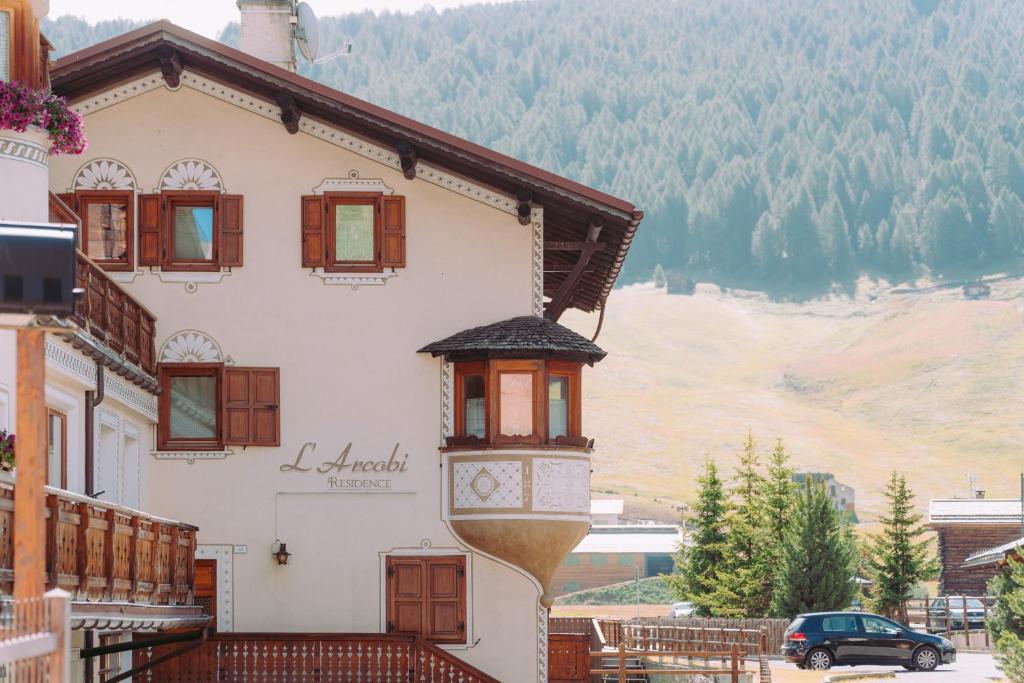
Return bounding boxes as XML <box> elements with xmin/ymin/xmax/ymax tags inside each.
<box><xmin>0</xmin><ymin>81</ymin><xmax>87</xmax><ymax>222</ymax></box>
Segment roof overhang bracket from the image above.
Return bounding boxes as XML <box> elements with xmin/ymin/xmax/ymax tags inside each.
<box><xmin>156</xmin><ymin>46</ymin><xmax>183</xmax><ymax>89</ymax></box>
<box><xmin>275</xmin><ymin>92</ymin><xmax>302</xmax><ymax>134</ymax></box>
<box><xmin>397</xmin><ymin>141</ymin><xmax>417</xmax><ymax>180</ymax></box>
<box><xmin>516</xmin><ymin>189</ymin><xmax>533</xmax><ymax>226</ymax></box>
<box><xmin>544</xmin><ymin>222</ymin><xmax>603</xmax><ymax>321</ymax></box>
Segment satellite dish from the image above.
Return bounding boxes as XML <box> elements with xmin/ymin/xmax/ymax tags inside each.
<box><xmin>295</xmin><ymin>2</ymin><xmax>320</xmax><ymax>63</ymax></box>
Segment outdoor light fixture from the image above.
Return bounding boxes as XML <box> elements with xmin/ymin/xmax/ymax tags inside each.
<box><xmin>272</xmin><ymin>540</ymin><xmax>292</xmax><ymax>565</ymax></box>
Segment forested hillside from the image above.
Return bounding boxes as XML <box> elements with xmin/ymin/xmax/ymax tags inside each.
<box><xmin>43</xmin><ymin>0</ymin><xmax>1024</xmax><ymax>291</ymax></box>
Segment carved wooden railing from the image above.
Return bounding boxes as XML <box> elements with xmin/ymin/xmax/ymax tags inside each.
<box><xmin>70</xmin><ymin>251</ymin><xmax>157</xmax><ymax>376</ymax></box>
<box><xmin>0</xmin><ymin>479</ymin><xmax>196</xmax><ymax>606</ymax></box>
<box><xmin>133</xmin><ymin>633</ymin><xmax>502</xmax><ymax>682</ymax></box>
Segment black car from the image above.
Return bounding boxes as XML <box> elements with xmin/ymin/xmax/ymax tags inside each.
<box><xmin>781</xmin><ymin>611</ymin><xmax>956</xmax><ymax>671</ymax></box>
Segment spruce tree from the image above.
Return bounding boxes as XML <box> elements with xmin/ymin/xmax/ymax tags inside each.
<box><xmin>665</xmin><ymin>458</ymin><xmax>727</xmax><ymax>617</ymax></box>
<box><xmin>757</xmin><ymin>439</ymin><xmax>797</xmax><ymax>615</ymax></box>
<box><xmin>864</xmin><ymin>472</ymin><xmax>939</xmax><ymax>620</ymax></box>
<box><xmin>989</xmin><ymin>555</ymin><xmax>1024</xmax><ymax>683</ymax></box>
<box><xmin>771</xmin><ymin>480</ymin><xmax>858</xmax><ymax>618</ymax></box>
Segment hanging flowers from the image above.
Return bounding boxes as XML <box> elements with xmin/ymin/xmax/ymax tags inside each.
<box><xmin>0</xmin><ymin>430</ymin><xmax>13</xmax><ymax>471</ymax></box>
<box><xmin>0</xmin><ymin>81</ymin><xmax>87</xmax><ymax>155</ymax></box>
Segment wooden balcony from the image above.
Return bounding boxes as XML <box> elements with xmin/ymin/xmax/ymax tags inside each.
<box><xmin>0</xmin><ymin>478</ymin><xmax>205</xmax><ymax>630</ymax></box>
<box><xmin>70</xmin><ymin>251</ymin><xmax>157</xmax><ymax>377</ymax></box>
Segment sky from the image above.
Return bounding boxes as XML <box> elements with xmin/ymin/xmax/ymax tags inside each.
<box><xmin>49</xmin><ymin>1</ymin><xmax>485</xmax><ymax>39</ymax></box>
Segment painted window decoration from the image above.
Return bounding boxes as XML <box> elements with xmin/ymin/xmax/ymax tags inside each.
<box><xmin>449</xmin><ymin>359</ymin><xmax>585</xmax><ymax>448</ymax></box>
<box><xmin>301</xmin><ymin>193</ymin><xmax>406</xmax><ymax>272</ymax></box>
<box><xmin>158</xmin><ymin>362</ymin><xmax>280</xmax><ymax>451</ymax></box>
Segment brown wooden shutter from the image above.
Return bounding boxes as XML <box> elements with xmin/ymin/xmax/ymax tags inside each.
<box><xmin>425</xmin><ymin>556</ymin><xmax>466</xmax><ymax>643</ymax></box>
<box><xmin>223</xmin><ymin>367</ymin><xmax>279</xmax><ymax>446</ymax></box>
<box><xmin>381</xmin><ymin>195</ymin><xmax>406</xmax><ymax>268</ymax></box>
<box><xmin>218</xmin><ymin>194</ymin><xmax>244</xmax><ymax>267</ymax></box>
<box><xmin>387</xmin><ymin>558</ymin><xmax>425</xmax><ymax>636</ymax></box>
<box><xmin>301</xmin><ymin>195</ymin><xmax>325</xmax><ymax>267</ymax></box>
<box><xmin>138</xmin><ymin>194</ymin><xmax>162</xmax><ymax>266</ymax></box>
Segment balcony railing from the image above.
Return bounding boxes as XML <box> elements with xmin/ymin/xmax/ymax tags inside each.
<box><xmin>0</xmin><ymin>479</ymin><xmax>197</xmax><ymax>609</ymax></box>
<box><xmin>70</xmin><ymin>251</ymin><xmax>157</xmax><ymax>377</ymax></box>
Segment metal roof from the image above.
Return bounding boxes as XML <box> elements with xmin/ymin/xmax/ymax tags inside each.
<box><xmin>963</xmin><ymin>536</ymin><xmax>1024</xmax><ymax>568</ymax></box>
<box><xmin>571</xmin><ymin>525</ymin><xmax>683</xmax><ymax>555</ymax></box>
<box><xmin>928</xmin><ymin>499</ymin><xmax>1024</xmax><ymax>525</ymax></box>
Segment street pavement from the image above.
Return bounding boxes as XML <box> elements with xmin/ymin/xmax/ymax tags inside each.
<box><xmin>770</xmin><ymin>652</ymin><xmax>1003</xmax><ymax>682</ymax></box>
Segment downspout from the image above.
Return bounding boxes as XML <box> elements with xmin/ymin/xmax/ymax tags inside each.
<box><xmin>83</xmin><ymin>362</ymin><xmax>105</xmax><ymax>683</ymax></box>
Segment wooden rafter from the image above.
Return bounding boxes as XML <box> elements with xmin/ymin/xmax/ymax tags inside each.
<box><xmin>275</xmin><ymin>93</ymin><xmax>302</xmax><ymax>134</ymax></box>
<box><xmin>156</xmin><ymin>46</ymin><xmax>182</xmax><ymax>88</ymax></box>
<box><xmin>397</xmin><ymin>141</ymin><xmax>417</xmax><ymax>180</ymax></box>
<box><xmin>543</xmin><ymin>223</ymin><xmax>603</xmax><ymax>321</ymax></box>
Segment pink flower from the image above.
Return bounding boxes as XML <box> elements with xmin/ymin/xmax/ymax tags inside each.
<box><xmin>0</xmin><ymin>81</ymin><xmax>87</xmax><ymax>155</ymax></box>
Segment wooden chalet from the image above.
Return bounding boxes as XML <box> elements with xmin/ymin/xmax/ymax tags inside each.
<box><xmin>929</xmin><ymin>498</ymin><xmax>1024</xmax><ymax>595</ymax></box>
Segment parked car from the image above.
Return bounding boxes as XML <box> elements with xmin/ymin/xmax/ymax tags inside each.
<box><xmin>926</xmin><ymin>597</ymin><xmax>986</xmax><ymax>632</ymax></box>
<box><xmin>668</xmin><ymin>601</ymin><xmax>695</xmax><ymax>618</ymax></box>
<box><xmin>781</xmin><ymin>611</ymin><xmax>956</xmax><ymax>671</ymax></box>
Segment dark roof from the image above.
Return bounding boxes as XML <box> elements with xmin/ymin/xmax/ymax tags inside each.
<box><xmin>419</xmin><ymin>316</ymin><xmax>606</xmax><ymax>365</ymax></box>
<box><xmin>50</xmin><ymin>21</ymin><xmax>643</xmax><ymax>314</ymax></box>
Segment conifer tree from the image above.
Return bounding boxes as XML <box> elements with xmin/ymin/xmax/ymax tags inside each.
<box><xmin>771</xmin><ymin>480</ymin><xmax>858</xmax><ymax>618</ymax></box>
<box><xmin>665</xmin><ymin>458</ymin><xmax>727</xmax><ymax>617</ymax></box>
<box><xmin>989</xmin><ymin>556</ymin><xmax>1024</xmax><ymax>683</ymax></box>
<box><xmin>864</xmin><ymin>472</ymin><xmax>938</xmax><ymax>620</ymax></box>
<box><xmin>756</xmin><ymin>439</ymin><xmax>797</xmax><ymax>614</ymax></box>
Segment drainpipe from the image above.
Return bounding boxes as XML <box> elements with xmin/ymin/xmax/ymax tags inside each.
<box><xmin>83</xmin><ymin>362</ymin><xmax>105</xmax><ymax>683</ymax></box>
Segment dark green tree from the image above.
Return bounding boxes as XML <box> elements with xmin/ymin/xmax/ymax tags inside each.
<box><xmin>989</xmin><ymin>555</ymin><xmax>1024</xmax><ymax>683</ymax></box>
<box><xmin>771</xmin><ymin>480</ymin><xmax>858</xmax><ymax>618</ymax></box>
<box><xmin>665</xmin><ymin>458</ymin><xmax>727</xmax><ymax>616</ymax></box>
<box><xmin>864</xmin><ymin>472</ymin><xmax>939</xmax><ymax>621</ymax></box>
<box><xmin>758</xmin><ymin>438</ymin><xmax>797</xmax><ymax>615</ymax></box>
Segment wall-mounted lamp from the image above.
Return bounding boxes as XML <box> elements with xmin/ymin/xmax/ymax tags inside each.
<box><xmin>272</xmin><ymin>540</ymin><xmax>292</xmax><ymax>566</ymax></box>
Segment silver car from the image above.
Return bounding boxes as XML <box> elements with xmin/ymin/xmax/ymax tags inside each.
<box><xmin>669</xmin><ymin>601</ymin><xmax>695</xmax><ymax>618</ymax></box>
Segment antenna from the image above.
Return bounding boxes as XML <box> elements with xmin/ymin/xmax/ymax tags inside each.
<box><xmin>293</xmin><ymin>2</ymin><xmax>353</xmax><ymax>66</ymax></box>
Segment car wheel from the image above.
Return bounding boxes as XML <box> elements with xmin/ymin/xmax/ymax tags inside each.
<box><xmin>805</xmin><ymin>648</ymin><xmax>834</xmax><ymax>671</ymax></box>
<box><xmin>913</xmin><ymin>646</ymin><xmax>939</xmax><ymax>672</ymax></box>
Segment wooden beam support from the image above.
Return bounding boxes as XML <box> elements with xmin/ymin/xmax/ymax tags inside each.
<box><xmin>397</xmin><ymin>141</ymin><xmax>417</xmax><ymax>180</ymax></box>
<box><xmin>516</xmin><ymin>189</ymin><xmax>533</xmax><ymax>226</ymax></box>
<box><xmin>156</xmin><ymin>46</ymin><xmax>183</xmax><ymax>89</ymax></box>
<box><xmin>544</xmin><ymin>223</ymin><xmax>603</xmax><ymax>321</ymax></box>
<box><xmin>545</xmin><ymin>241</ymin><xmax>605</xmax><ymax>252</ymax></box>
<box><xmin>275</xmin><ymin>93</ymin><xmax>302</xmax><ymax>135</ymax></box>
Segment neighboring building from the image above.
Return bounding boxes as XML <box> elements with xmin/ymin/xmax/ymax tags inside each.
<box><xmin>591</xmin><ymin>498</ymin><xmax>624</xmax><ymax>525</ymax></box>
<box><xmin>929</xmin><ymin>499</ymin><xmax>1024</xmax><ymax>595</ymax></box>
<box><xmin>552</xmin><ymin>524</ymin><xmax>681</xmax><ymax>596</ymax></box>
<box><xmin>963</xmin><ymin>283</ymin><xmax>991</xmax><ymax>300</ymax></box>
<box><xmin>963</xmin><ymin>535</ymin><xmax>1024</xmax><ymax>569</ymax></box>
<box><xmin>793</xmin><ymin>471</ymin><xmax>857</xmax><ymax>521</ymax></box>
<box><xmin>0</xmin><ymin>3</ymin><xmax>643</xmax><ymax>680</ymax></box>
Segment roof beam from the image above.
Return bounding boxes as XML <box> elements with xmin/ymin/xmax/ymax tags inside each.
<box><xmin>545</xmin><ymin>241</ymin><xmax>606</xmax><ymax>252</ymax></box>
<box><xmin>516</xmin><ymin>189</ymin><xmax>533</xmax><ymax>226</ymax></box>
<box><xmin>275</xmin><ymin>93</ymin><xmax>302</xmax><ymax>134</ymax></box>
<box><xmin>397</xmin><ymin>141</ymin><xmax>417</xmax><ymax>180</ymax></box>
<box><xmin>544</xmin><ymin>223</ymin><xmax>603</xmax><ymax>322</ymax></box>
<box><xmin>156</xmin><ymin>46</ymin><xmax>182</xmax><ymax>88</ymax></box>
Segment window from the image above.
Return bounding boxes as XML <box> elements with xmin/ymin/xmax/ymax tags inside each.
<box><xmin>563</xmin><ymin>581</ymin><xmax>581</xmax><ymax>593</ymax></box>
<box><xmin>590</xmin><ymin>554</ymin><xmax>608</xmax><ymax>567</ymax></box>
<box><xmin>301</xmin><ymin>193</ymin><xmax>406</xmax><ymax>272</ymax></box>
<box><xmin>46</xmin><ymin>409</ymin><xmax>66</xmax><ymax>488</ymax></box>
<box><xmin>822</xmin><ymin>615</ymin><xmax>858</xmax><ymax>632</ymax></box>
<box><xmin>158</xmin><ymin>364</ymin><xmax>279</xmax><ymax>451</ymax></box>
<box><xmin>449</xmin><ymin>359</ymin><xmax>584</xmax><ymax>448</ymax></box>
<box><xmin>386</xmin><ymin>555</ymin><xmax>466</xmax><ymax>644</ymax></box>
<box><xmin>55</xmin><ymin>191</ymin><xmax>135</xmax><ymax>271</ymax></box>
<box><xmin>563</xmin><ymin>554</ymin><xmax>580</xmax><ymax>566</ymax></box>
<box><xmin>138</xmin><ymin>192</ymin><xmax>243</xmax><ymax>270</ymax></box>
<box><xmin>617</xmin><ymin>553</ymin><xmax>635</xmax><ymax>567</ymax></box>
<box><xmin>861</xmin><ymin>616</ymin><xmax>899</xmax><ymax>634</ymax></box>
<box><xmin>0</xmin><ymin>8</ymin><xmax>10</xmax><ymax>83</ymax></box>
<box><xmin>98</xmin><ymin>633</ymin><xmax>122</xmax><ymax>682</ymax></box>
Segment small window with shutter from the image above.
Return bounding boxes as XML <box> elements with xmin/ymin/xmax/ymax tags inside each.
<box><xmin>300</xmin><ymin>193</ymin><xmax>405</xmax><ymax>272</ymax></box>
<box><xmin>158</xmin><ymin>363</ymin><xmax>278</xmax><ymax>451</ymax></box>
<box><xmin>386</xmin><ymin>555</ymin><xmax>467</xmax><ymax>645</ymax></box>
<box><xmin>138</xmin><ymin>191</ymin><xmax>244</xmax><ymax>271</ymax></box>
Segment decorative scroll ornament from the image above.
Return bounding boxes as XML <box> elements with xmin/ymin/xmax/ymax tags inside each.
<box><xmin>159</xmin><ymin>330</ymin><xmax>223</xmax><ymax>363</ymax></box>
<box><xmin>159</xmin><ymin>158</ymin><xmax>223</xmax><ymax>192</ymax></box>
<box><xmin>72</xmin><ymin>158</ymin><xmax>137</xmax><ymax>191</ymax></box>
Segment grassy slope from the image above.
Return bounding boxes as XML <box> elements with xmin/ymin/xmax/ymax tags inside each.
<box><xmin>561</xmin><ymin>278</ymin><xmax>1024</xmax><ymax>522</ymax></box>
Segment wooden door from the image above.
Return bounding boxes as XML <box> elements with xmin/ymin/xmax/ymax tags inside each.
<box><xmin>194</xmin><ymin>559</ymin><xmax>217</xmax><ymax>630</ymax></box>
<box><xmin>386</xmin><ymin>555</ymin><xmax>466</xmax><ymax>644</ymax></box>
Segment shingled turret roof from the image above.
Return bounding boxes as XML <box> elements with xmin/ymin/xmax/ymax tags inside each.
<box><xmin>419</xmin><ymin>316</ymin><xmax>606</xmax><ymax>365</ymax></box>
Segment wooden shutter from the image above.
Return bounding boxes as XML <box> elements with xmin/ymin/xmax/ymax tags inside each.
<box><xmin>301</xmin><ymin>195</ymin><xmax>325</xmax><ymax>267</ymax></box>
<box><xmin>138</xmin><ymin>194</ymin><xmax>162</xmax><ymax>266</ymax></box>
<box><xmin>386</xmin><ymin>556</ymin><xmax>466</xmax><ymax>644</ymax></box>
<box><xmin>425</xmin><ymin>556</ymin><xmax>466</xmax><ymax>643</ymax></box>
<box><xmin>381</xmin><ymin>195</ymin><xmax>406</xmax><ymax>268</ymax></box>
<box><xmin>223</xmin><ymin>367</ymin><xmax>279</xmax><ymax>446</ymax></box>
<box><xmin>218</xmin><ymin>194</ymin><xmax>244</xmax><ymax>267</ymax></box>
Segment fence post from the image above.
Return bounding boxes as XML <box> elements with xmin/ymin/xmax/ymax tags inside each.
<box><xmin>760</xmin><ymin>627</ymin><xmax>768</xmax><ymax>657</ymax></box>
<box><xmin>962</xmin><ymin>595</ymin><xmax>970</xmax><ymax>648</ymax></box>
<box><xmin>617</xmin><ymin>642</ymin><xmax>626</xmax><ymax>683</ymax></box>
<box><xmin>46</xmin><ymin>588</ymin><xmax>71</xmax><ymax>683</ymax></box>
<box><xmin>983</xmin><ymin>600</ymin><xmax>990</xmax><ymax>649</ymax></box>
<box><xmin>731</xmin><ymin>642</ymin><xmax>739</xmax><ymax>683</ymax></box>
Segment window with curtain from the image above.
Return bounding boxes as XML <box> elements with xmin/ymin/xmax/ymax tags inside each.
<box><xmin>173</xmin><ymin>205</ymin><xmax>215</xmax><ymax>261</ymax></box>
<box><xmin>0</xmin><ymin>11</ymin><xmax>10</xmax><ymax>83</ymax></box>
<box><xmin>498</xmin><ymin>372</ymin><xmax>534</xmax><ymax>436</ymax></box>
<box><xmin>334</xmin><ymin>203</ymin><xmax>375</xmax><ymax>262</ymax></box>
<box><xmin>548</xmin><ymin>375</ymin><xmax>569</xmax><ymax>440</ymax></box>
<box><xmin>46</xmin><ymin>409</ymin><xmax>66</xmax><ymax>489</ymax></box>
<box><xmin>463</xmin><ymin>374</ymin><xmax>485</xmax><ymax>438</ymax></box>
<box><xmin>168</xmin><ymin>374</ymin><xmax>218</xmax><ymax>440</ymax></box>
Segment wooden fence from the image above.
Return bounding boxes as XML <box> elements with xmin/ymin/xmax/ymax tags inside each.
<box><xmin>133</xmin><ymin>633</ymin><xmax>500</xmax><ymax>682</ymax></box>
<box><xmin>0</xmin><ymin>590</ymin><xmax>71</xmax><ymax>683</ymax></box>
<box><xmin>904</xmin><ymin>595</ymin><xmax>995</xmax><ymax>650</ymax></box>
<box><xmin>591</xmin><ymin>643</ymin><xmax>741</xmax><ymax>683</ymax></box>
